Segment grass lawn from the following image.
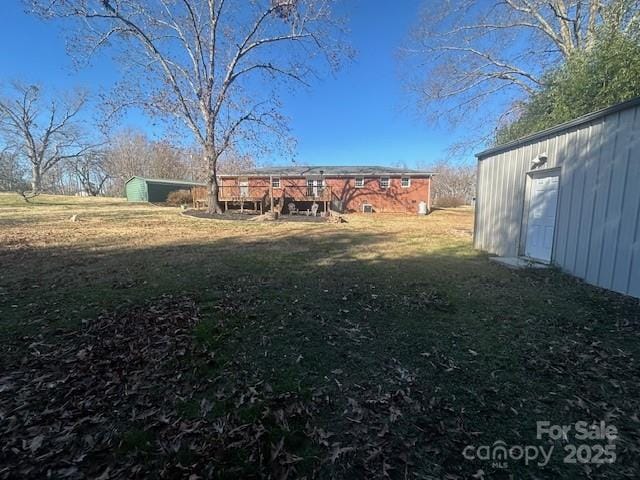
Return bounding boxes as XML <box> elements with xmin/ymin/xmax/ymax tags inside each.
<box><xmin>1</xmin><ymin>193</ymin><xmax>639</xmax><ymax>479</ymax></box>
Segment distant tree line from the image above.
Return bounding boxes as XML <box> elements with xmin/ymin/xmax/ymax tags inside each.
<box><xmin>0</xmin><ymin>83</ymin><xmax>254</xmax><ymax>199</ymax></box>
<box><xmin>425</xmin><ymin>162</ymin><xmax>476</xmax><ymax>207</ymax></box>
<box><xmin>496</xmin><ymin>26</ymin><xmax>640</xmax><ymax>144</ymax></box>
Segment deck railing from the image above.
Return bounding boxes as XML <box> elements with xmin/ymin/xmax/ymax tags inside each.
<box><xmin>192</xmin><ymin>185</ymin><xmax>332</xmax><ymax>206</ymax></box>
<box><xmin>285</xmin><ymin>185</ymin><xmax>332</xmax><ymax>202</ymax></box>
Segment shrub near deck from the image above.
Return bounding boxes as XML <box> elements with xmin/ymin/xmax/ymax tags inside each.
<box><xmin>1</xmin><ymin>194</ymin><xmax>639</xmax><ymax>479</ymax></box>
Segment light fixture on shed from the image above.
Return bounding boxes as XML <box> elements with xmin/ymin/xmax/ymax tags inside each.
<box><xmin>532</xmin><ymin>153</ymin><xmax>548</xmax><ymax>169</ymax></box>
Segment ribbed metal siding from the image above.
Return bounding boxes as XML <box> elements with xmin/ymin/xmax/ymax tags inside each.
<box><xmin>125</xmin><ymin>177</ymin><xmax>148</xmax><ymax>202</ymax></box>
<box><xmin>474</xmin><ymin>103</ymin><xmax>640</xmax><ymax>298</ymax></box>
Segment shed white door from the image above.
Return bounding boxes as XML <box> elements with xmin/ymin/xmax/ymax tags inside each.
<box><xmin>525</xmin><ymin>174</ymin><xmax>559</xmax><ymax>262</ymax></box>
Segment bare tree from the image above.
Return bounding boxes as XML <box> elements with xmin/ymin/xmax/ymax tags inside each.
<box><xmin>103</xmin><ymin>129</ymin><xmax>152</xmax><ymax>192</ymax></box>
<box><xmin>0</xmin><ymin>83</ymin><xmax>95</xmax><ymax>197</ymax></box>
<box><xmin>428</xmin><ymin>161</ymin><xmax>476</xmax><ymax>206</ymax></box>
<box><xmin>404</xmin><ymin>0</ymin><xmax>640</xmax><ymax>142</ymax></box>
<box><xmin>0</xmin><ymin>148</ymin><xmax>28</xmax><ymax>192</ymax></box>
<box><xmin>72</xmin><ymin>151</ymin><xmax>110</xmax><ymax>196</ymax></box>
<box><xmin>148</xmin><ymin>140</ymin><xmax>190</xmax><ymax>180</ymax></box>
<box><xmin>32</xmin><ymin>0</ymin><xmax>349</xmax><ymax>213</ymax></box>
<box><xmin>217</xmin><ymin>150</ymin><xmax>256</xmax><ymax>175</ymax></box>
<box><xmin>102</xmin><ymin>129</ymin><xmax>205</xmax><ymax>195</ymax></box>
<box><xmin>183</xmin><ymin>144</ymin><xmax>256</xmax><ymax>180</ymax></box>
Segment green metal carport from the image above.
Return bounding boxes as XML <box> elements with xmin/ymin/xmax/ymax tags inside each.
<box><xmin>124</xmin><ymin>176</ymin><xmax>206</xmax><ymax>203</ymax></box>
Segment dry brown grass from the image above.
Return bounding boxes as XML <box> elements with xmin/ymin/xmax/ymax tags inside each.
<box><xmin>0</xmin><ymin>194</ymin><xmax>475</xmax><ymax>274</ymax></box>
<box><xmin>0</xmin><ymin>192</ymin><xmax>475</xmax><ymax>332</ymax></box>
<box><xmin>0</xmin><ymin>193</ymin><xmax>473</xmax><ymax>250</ymax></box>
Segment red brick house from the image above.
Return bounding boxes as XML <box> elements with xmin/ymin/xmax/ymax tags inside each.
<box><xmin>193</xmin><ymin>166</ymin><xmax>434</xmax><ymax>214</ymax></box>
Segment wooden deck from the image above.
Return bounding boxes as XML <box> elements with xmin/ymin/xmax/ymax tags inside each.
<box><xmin>192</xmin><ymin>185</ymin><xmax>332</xmax><ymax>213</ymax></box>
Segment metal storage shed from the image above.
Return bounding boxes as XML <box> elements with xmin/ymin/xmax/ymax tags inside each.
<box><xmin>474</xmin><ymin>97</ymin><xmax>640</xmax><ymax>299</ymax></box>
<box><xmin>125</xmin><ymin>176</ymin><xmax>205</xmax><ymax>203</ymax></box>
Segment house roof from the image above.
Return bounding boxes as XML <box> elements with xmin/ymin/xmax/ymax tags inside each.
<box><xmin>125</xmin><ymin>176</ymin><xmax>206</xmax><ymax>186</ymax></box>
<box><xmin>476</xmin><ymin>96</ymin><xmax>640</xmax><ymax>159</ymax></box>
<box><xmin>218</xmin><ymin>165</ymin><xmax>434</xmax><ymax>177</ymax></box>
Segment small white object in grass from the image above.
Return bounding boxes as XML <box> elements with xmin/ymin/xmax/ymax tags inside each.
<box><xmin>70</xmin><ymin>214</ymin><xmax>78</xmax><ymax>222</ymax></box>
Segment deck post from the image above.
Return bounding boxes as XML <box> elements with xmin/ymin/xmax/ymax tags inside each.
<box><xmin>269</xmin><ymin>175</ymin><xmax>274</xmax><ymax>213</ymax></box>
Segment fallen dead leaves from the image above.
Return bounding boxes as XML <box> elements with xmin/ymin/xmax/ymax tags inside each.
<box><xmin>2</xmin><ymin>297</ymin><xmax>640</xmax><ymax>479</ymax></box>
<box><xmin>0</xmin><ymin>295</ymin><xmax>339</xmax><ymax>479</ymax></box>
<box><xmin>1</xmin><ymin>296</ymin><xmax>202</xmax><ymax>478</ymax></box>
<box><xmin>0</xmin><ymin>295</ymin><xmax>470</xmax><ymax>479</ymax></box>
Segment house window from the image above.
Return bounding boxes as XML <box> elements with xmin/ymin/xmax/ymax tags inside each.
<box><xmin>401</xmin><ymin>177</ymin><xmax>411</xmax><ymax>188</ymax></box>
<box><xmin>380</xmin><ymin>177</ymin><xmax>390</xmax><ymax>189</ymax></box>
<box><xmin>271</xmin><ymin>177</ymin><xmax>281</xmax><ymax>188</ymax></box>
<box><xmin>355</xmin><ymin>177</ymin><xmax>364</xmax><ymax>188</ymax></box>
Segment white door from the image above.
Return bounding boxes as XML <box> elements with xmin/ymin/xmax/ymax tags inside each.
<box><xmin>307</xmin><ymin>179</ymin><xmax>320</xmax><ymax>197</ymax></box>
<box><xmin>239</xmin><ymin>178</ymin><xmax>249</xmax><ymax>197</ymax></box>
<box><xmin>525</xmin><ymin>174</ymin><xmax>559</xmax><ymax>262</ymax></box>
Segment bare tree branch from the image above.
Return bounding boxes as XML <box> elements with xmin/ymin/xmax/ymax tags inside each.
<box><xmin>403</xmin><ymin>0</ymin><xmax>640</xmax><ymax>152</ymax></box>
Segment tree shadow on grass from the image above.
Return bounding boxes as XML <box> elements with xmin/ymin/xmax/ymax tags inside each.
<box><xmin>2</xmin><ymin>228</ymin><xmax>640</xmax><ymax>478</ymax></box>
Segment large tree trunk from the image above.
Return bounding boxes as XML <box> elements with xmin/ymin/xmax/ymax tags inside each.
<box><xmin>31</xmin><ymin>165</ymin><xmax>42</xmax><ymax>193</ymax></box>
<box><xmin>206</xmin><ymin>147</ymin><xmax>223</xmax><ymax>214</ymax></box>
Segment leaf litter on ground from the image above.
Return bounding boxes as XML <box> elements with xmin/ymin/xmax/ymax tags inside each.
<box><xmin>0</xmin><ymin>295</ymin><xmax>475</xmax><ymax>479</ymax></box>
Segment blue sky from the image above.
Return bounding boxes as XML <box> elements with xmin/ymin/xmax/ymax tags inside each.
<box><xmin>0</xmin><ymin>0</ymin><xmax>465</xmax><ymax>168</ymax></box>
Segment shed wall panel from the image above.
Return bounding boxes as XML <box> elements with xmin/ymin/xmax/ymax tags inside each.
<box><xmin>565</xmin><ymin>125</ymin><xmax>588</xmax><ymax>274</ymax></box>
<box><xmin>628</xmin><ymin>208</ymin><xmax>640</xmax><ymax>298</ymax></box>
<box><xmin>475</xmin><ymin>103</ymin><xmax>640</xmax><ymax>298</ymax></box>
<box><xmin>554</xmin><ymin>128</ymin><xmax>577</xmax><ymax>267</ymax></box>
<box><xmin>611</xmin><ymin>108</ymin><xmax>639</xmax><ymax>293</ymax></box>
<box><xmin>599</xmin><ymin>109</ymin><xmax>634</xmax><ymax>289</ymax></box>
<box><xmin>125</xmin><ymin>177</ymin><xmax>148</xmax><ymax>202</ymax></box>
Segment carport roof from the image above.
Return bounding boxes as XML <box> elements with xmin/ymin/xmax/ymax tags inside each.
<box><xmin>125</xmin><ymin>176</ymin><xmax>206</xmax><ymax>186</ymax></box>
<box><xmin>219</xmin><ymin>166</ymin><xmax>434</xmax><ymax>177</ymax></box>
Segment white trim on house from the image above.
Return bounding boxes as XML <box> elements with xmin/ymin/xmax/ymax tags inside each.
<box><xmin>380</xmin><ymin>177</ymin><xmax>390</xmax><ymax>189</ymax></box>
<box><xmin>401</xmin><ymin>177</ymin><xmax>411</xmax><ymax>188</ymax></box>
<box><xmin>355</xmin><ymin>177</ymin><xmax>364</xmax><ymax>188</ymax></box>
